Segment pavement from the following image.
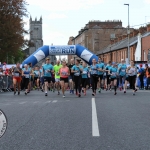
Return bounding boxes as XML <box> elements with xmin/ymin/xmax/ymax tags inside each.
<box><xmin>0</xmin><ymin>89</ymin><xmax>150</xmax><ymax>150</ymax></box>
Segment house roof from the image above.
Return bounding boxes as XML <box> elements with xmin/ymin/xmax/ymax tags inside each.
<box><xmin>97</xmin><ymin>31</ymin><xmax>150</xmax><ymax>55</ymax></box>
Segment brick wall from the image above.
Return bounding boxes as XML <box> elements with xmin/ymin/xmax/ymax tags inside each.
<box><xmin>142</xmin><ymin>35</ymin><xmax>150</xmax><ymax>61</ymax></box>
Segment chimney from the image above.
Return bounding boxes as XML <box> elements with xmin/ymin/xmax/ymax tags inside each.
<box><xmin>147</xmin><ymin>24</ymin><xmax>150</xmax><ymax>32</ymax></box>
<box><xmin>129</xmin><ymin>32</ymin><xmax>133</xmax><ymax>38</ymax></box>
<box><xmin>133</xmin><ymin>29</ymin><xmax>139</xmax><ymax>37</ymax></box>
<box><xmin>139</xmin><ymin>26</ymin><xmax>147</xmax><ymax>34</ymax></box>
<box><xmin>118</xmin><ymin>36</ymin><xmax>122</xmax><ymax>42</ymax></box>
<box><xmin>110</xmin><ymin>39</ymin><xmax>114</xmax><ymax>45</ymax></box>
<box><xmin>122</xmin><ymin>34</ymin><xmax>127</xmax><ymax>40</ymax></box>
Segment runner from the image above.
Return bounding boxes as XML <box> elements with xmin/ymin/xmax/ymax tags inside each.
<box><xmin>127</xmin><ymin>60</ymin><xmax>137</xmax><ymax>95</ymax></box>
<box><xmin>54</xmin><ymin>60</ymin><xmax>62</xmax><ymax>95</ymax></box>
<box><xmin>81</xmin><ymin>62</ymin><xmax>89</xmax><ymax>96</ymax></box>
<box><xmin>71</xmin><ymin>59</ymin><xmax>83</xmax><ymax>97</ymax></box>
<box><xmin>109</xmin><ymin>62</ymin><xmax>118</xmax><ymax>95</ymax></box>
<box><xmin>34</xmin><ymin>66</ymin><xmax>40</xmax><ymax>90</ymax></box>
<box><xmin>59</xmin><ymin>59</ymin><xmax>70</xmax><ymax>98</ymax></box>
<box><xmin>105</xmin><ymin>61</ymin><xmax>112</xmax><ymax>91</ymax></box>
<box><xmin>40</xmin><ymin>65</ymin><xmax>44</xmax><ymax>92</ymax></box>
<box><xmin>97</xmin><ymin>57</ymin><xmax>105</xmax><ymax>93</ymax></box>
<box><xmin>118</xmin><ymin>59</ymin><xmax>127</xmax><ymax>91</ymax></box>
<box><xmin>12</xmin><ymin>63</ymin><xmax>22</xmax><ymax>95</ymax></box>
<box><xmin>90</xmin><ymin>58</ymin><xmax>99</xmax><ymax>96</ymax></box>
<box><xmin>43</xmin><ymin>58</ymin><xmax>54</xmax><ymax>96</ymax></box>
<box><xmin>22</xmin><ymin>64</ymin><xmax>31</xmax><ymax>95</ymax></box>
<box><xmin>68</xmin><ymin>59</ymin><xmax>74</xmax><ymax>94</ymax></box>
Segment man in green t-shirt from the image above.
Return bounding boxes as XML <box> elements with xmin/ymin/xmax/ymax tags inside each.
<box><xmin>54</xmin><ymin>60</ymin><xmax>62</xmax><ymax>95</ymax></box>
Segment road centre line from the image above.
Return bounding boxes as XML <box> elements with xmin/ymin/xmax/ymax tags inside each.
<box><xmin>92</xmin><ymin>98</ymin><xmax>100</xmax><ymax>137</ymax></box>
<box><xmin>19</xmin><ymin>102</ymin><xmax>27</xmax><ymax>104</ymax></box>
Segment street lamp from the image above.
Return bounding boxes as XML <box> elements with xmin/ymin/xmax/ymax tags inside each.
<box><xmin>124</xmin><ymin>4</ymin><xmax>130</xmax><ymax>64</ymax></box>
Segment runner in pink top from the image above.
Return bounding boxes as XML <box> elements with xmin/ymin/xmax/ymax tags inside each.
<box><xmin>59</xmin><ymin>59</ymin><xmax>70</xmax><ymax>98</ymax></box>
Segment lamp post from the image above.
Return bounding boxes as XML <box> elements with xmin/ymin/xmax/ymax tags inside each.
<box><xmin>124</xmin><ymin>4</ymin><xmax>130</xmax><ymax>64</ymax></box>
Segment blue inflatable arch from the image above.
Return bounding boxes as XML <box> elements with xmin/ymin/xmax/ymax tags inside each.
<box><xmin>22</xmin><ymin>45</ymin><xmax>98</xmax><ymax>66</ymax></box>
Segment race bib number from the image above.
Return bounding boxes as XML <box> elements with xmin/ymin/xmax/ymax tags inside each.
<box><xmin>25</xmin><ymin>74</ymin><xmax>29</xmax><ymax>78</ymax></box>
<box><xmin>122</xmin><ymin>69</ymin><xmax>125</xmax><ymax>72</ymax></box>
<box><xmin>62</xmin><ymin>72</ymin><xmax>67</xmax><ymax>76</ymax></box>
<box><xmin>112</xmin><ymin>72</ymin><xmax>116</xmax><ymax>76</ymax></box>
<box><xmin>14</xmin><ymin>73</ymin><xmax>19</xmax><ymax>77</ymax></box>
<box><xmin>83</xmin><ymin>71</ymin><xmax>87</xmax><ymax>74</ymax></box>
<box><xmin>104</xmin><ymin>72</ymin><xmax>106</xmax><ymax>76</ymax></box>
<box><xmin>74</xmin><ymin>72</ymin><xmax>80</xmax><ymax>76</ymax></box>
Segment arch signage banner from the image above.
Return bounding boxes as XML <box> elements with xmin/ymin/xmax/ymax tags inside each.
<box><xmin>49</xmin><ymin>45</ymin><xmax>76</xmax><ymax>55</ymax></box>
<box><xmin>22</xmin><ymin>45</ymin><xmax>98</xmax><ymax>66</ymax></box>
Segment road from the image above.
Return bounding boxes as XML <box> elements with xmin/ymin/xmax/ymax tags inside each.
<box><xmin>0</xmin><ymin>89</ymin><xmax>150</xmax><ymax>150</ymax></box>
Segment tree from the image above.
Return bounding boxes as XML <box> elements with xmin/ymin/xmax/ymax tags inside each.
<box><xmin>0</xmin><ymin>0</ymin><xmax>28</xmax><ymax>63</ymax></box>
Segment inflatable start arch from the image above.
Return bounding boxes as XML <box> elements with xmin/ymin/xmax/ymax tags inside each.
<box><xmin>22</xmin><ymin>45</ymin><xmax>98</xmax><ymax>66</ymax></box>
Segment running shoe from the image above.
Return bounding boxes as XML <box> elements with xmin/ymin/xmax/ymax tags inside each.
<box><xmin>58</xmin><ymin>91</ymin><xmax>60</xmax><ymax>95</ymax></box>
<box><xmin>92</xmin><ymin>93</ymin><xmax>95</xmax><ymax>96</ymax></box>
<box><xmin>119</xmin><ymin>87</ymin><xmax>122</xmax><ymax>91</ymax></box>
<box><xmin>109</xmin><ymin>88</ymin><xmax>112</xmax><ymax>91</ymax></box>
<box><xmin>41</xmin><ymin>89</ymin><xmax>44</xmax><ymax>92</ymax></box>
<box><xmin>133</xmin><ymin>93</ymin><xmax>135</xmax><ymax>96</ymax></box>
<box><xmin>45</xmin><ymin>93</ymin><xmax>48</xmax><ymax>96</ymax></box>
<box><xmin>82</xmin><ymin>89</ymin><xmax>84</xmax><ymax>93</ymax></box>
<box><xmin>114</xmin><ymin>92</ymin><xmax>117</xmax><ymax>95</ymax></box>
<box><xmin>124</xmin><ymin>91</ymin><xmax>126</xmax><ymax>93</ymax></box>
<box><xmin>78</xmin><ymin>93</ymin><xmax>81</xmax><ymax>97</ymax></box>
<box><xmin>84</xmin><ymin>92</ymin><xmax>86</xmax><ymax>96</ymax></box>
<box><xmin>14</xmin><ymin>91</ymin><xmax>16</xmax><ymax>95</ymax></box>
<box><xmin>70</xmin><ymin>90</ymin><xmax>72</xmax><ymax>93</ymax></box>
<box><xmin>135</xmin><ymin>89</ymin><xmax>137</xmax><ymax>92</ymax></box>
<box><xmin>63</xmin><ymin>95</ymin><xmax>65</xmax><ymax>98</ymax></box>
<box><xmin>25</xmin><ymin>92</ymin><xmax>27</xmax><ymax>95</ymax></box>
<box><xmin>72</xmin><ymin>90</ymin><xmax>74</xmax><ymax>94</ymax></box>
<box><xmin>98</xmin><ymin>88</ymin><xmax>101</xmax><ymax>93</ymax></box>
<box><xmin>18</xmin><ymin>92</ymin><xmax>20</xmax><ymax>95</ymax></box>
<box><xmin>76</xmin><ymin>92</ymin><xmax>78</xmax><ymax>96</ymax></box>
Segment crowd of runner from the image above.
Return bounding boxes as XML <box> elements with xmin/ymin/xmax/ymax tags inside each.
<box><xmin>2</xmin><ymin>57</ymin><xmax>150</xmax><ymax>97</ymax></box>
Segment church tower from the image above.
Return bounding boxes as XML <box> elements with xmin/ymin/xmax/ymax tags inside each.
<box><xmin>29</xmin><ymin>16</ymin><xmax>43</xmax><ymax>55</ymax></box>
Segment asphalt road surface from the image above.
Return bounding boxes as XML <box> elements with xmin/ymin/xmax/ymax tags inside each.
<box><xmin>0</xmin><ymin>89</ymin><xmax>150</xmax><ymax>150</ymax></box>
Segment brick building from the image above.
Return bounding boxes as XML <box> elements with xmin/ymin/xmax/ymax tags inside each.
<box><xmin>67</xmin><ymin>20</ymin><xmax>134</xmax><ymax>62</ymax></box>
<box><xmin>97</xmin><ymin>25</ymin><xmax>150</xmax><ymax>63</ymax></box>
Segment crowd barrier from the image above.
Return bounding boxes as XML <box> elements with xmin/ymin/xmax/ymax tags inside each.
<box><xmin>0</xmin><ymin>76</ymin><xmax>13</xmax><ymax>92</ymax></box>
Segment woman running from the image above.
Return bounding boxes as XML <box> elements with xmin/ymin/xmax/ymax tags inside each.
<box><xmin>81</xmin><ymin>62</ymin><xmax>89</xmax><ymax>96</ymax></box>
<box><xmin>22</xmin><ymin>64</ymin><xmax>31</xmax><ymax>95</ymax></box>
<box><xmin>71</xmin><ymin>59</ymin><xmax>83</xmax><ymax>97</ymax></box>
<box><xmin>34</xmin><ymin>66</ymin><xmax>40</xmax><ymax>90</ymax></box>
<box><xmin>127</xmin><ymin>60</ymin><xmax>137</xmax><ymax>95</ymax></box>
<box><xmin>105</xmin><ymin>61</ymin><xmax>112</xmax><ymax>91</ymax></box>
<box><xmin>109</xmin><ymin>62</ymin><xmax>118</xmax><ymax>95</ymax></box>
<box><xmin>12</xmin><ymin>63</ymin><xmax>22</xmax><ymax>95</ymax></box>
<box><xmin>59</xmin><ymin>59</ymin><xmax>70</xmax><ymax>98</ymax></box>
<box><xmin>90</xmin><ymin>58</ymin><xmax>99</xmax><ymax>96</ymax></box>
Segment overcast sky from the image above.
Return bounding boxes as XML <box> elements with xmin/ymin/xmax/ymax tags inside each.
<box><xmin>24</xmin><ymin>0</ymin><xmax>150</xmax><ymax>46</ymax></box>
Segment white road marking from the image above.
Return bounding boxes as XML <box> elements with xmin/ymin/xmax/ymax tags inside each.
<box><xmin>92</xmin><ymin>98</ymin><xmax>100</xmax><ymax>137</ymax></box>
<box><xmin>45</xmin><ymin>101</ymin><xmax>51</xmax><ymax>103</ymax></box>
<box><xmin>65</xmin><ymin>100</ymin><xmax>70</xmax><ymax>102</ymax></box>
<box><xmin>19</xmin><ymin>102</ymin><xmax>27</xmax><ymax>105</ymax></box>
<box><xmin>52</xmin><ymin>100</ymin><xmax>58</xmax><ymax>103</ymax></box>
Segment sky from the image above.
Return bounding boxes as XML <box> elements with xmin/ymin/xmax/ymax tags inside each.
<box><xmin>24</xmin><ymin>0</ymin><xmax>150</xmax><ymax>46</ymax></box>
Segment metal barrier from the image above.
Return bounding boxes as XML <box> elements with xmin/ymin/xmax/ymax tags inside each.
<box><xmin>0</xmin><ymin>75</ymin><xmax>13</xmax><ymax>92</ymax></box>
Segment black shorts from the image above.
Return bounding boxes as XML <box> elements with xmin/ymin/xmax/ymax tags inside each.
<box><xmin>98</xmin><ymin>75</ymin><xmax>103</xmax><ymax>80</ymax></box>
<box><xmin>111</xmin><ymin>78</ymin><xmax>117</xmax><ymax>81</ymax></box>
<box><xmin>34</xmin><ymin>77</ymin><xmax>39</xmax><ymax>81</ymax></box>
<box><xmin>60</xmin><ymin>77</ymin><xmax>68</xmax><ymax>83</ymax></box>
<box><xmin>44</xmin><ymin>77</ymin><xmax>51</xmax><ymax>83</ymax></box>
<box><xmin>51</xmin><ymin>77</ymin><xmax>55</xmax><ymax>83</ymax></box>
<box><xmin>125</xmin><ymin>77</ymin><xmax>129</xmax><ymax>81</ymax></box>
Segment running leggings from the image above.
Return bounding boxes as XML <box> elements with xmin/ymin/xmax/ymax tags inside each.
<box><xmin>129</xmin><ymin>76</ymin><xmax>136</xmax><ymax>90</ymax></box>
<box><xmin>24</xmin><ymin>78</ymin><xmax>29</xmax><ymax>89</ymax></box>
<box><xmin>74</xmin><ymin>76</ymin><xmax>82</xmax><ymax>93</ymax></box>
<box><xmin>91</xmin><ymin>75</ymin><xmax>98</xmax><ymax>92</ymax></box>
<box><xmin>119</xmin><ymin>75</ymin><xmax>125</xmax><ymax>87</ymax></box>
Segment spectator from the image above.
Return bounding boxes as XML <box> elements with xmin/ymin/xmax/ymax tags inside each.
<box><xmin>138</xmin><ymin>64</ymin><xmax>145</xmax><ymax>90</ymax></box>
<box><xmin>145</xmin><ymin>64</ymin><xmax>150</xmax><ymax>90</ymax></box>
